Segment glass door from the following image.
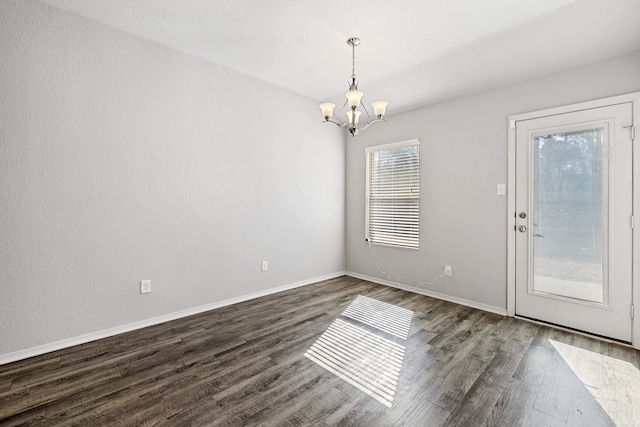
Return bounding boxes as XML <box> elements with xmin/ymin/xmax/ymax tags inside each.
<box><xmin>515</xmin><ymin>103</ymin><xmax>633</xmax><ymax>342</ymax></box>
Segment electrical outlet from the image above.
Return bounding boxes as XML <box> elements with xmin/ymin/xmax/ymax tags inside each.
<box><xmin>140</xmin><ymin>279</ymin><xmax>151</xmax><ymax>294</ymax></box>
<box><xmin>444</xmin><ymin>265</ymin><xmax>452</xmax><ymax>277</ymax></box>
<box><xmin>261</xmin><ymin>261</ymin><xmax>268</xmax><ymax>272</ymax></box>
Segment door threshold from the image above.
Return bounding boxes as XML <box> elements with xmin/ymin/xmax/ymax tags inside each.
<box><xmin>515</xmin><ymin>315</ymin><xmax>633</xmax><ymax>348</ymax></box>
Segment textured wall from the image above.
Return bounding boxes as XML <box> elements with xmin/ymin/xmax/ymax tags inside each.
<box><xmin>0</xmin><ymin>0</ymin><xmax>345</xmax><ymax>357</ymax></box>
<box><xmin>346</xmin><ymin>52</ymin><xmax>640</xmax><ymax>311</ymax></box>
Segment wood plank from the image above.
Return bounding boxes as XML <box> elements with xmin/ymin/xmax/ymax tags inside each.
<box><xmin>208</xmin><ymin>367</ymin><xmax>331</xmax><ymax>425</ymax></box>
<box><xmin>512</xmin><ymin>336</ymin><xmax>554</xmax><ymax>386</ymax></box>
<box><xmin>0</xmin><ymin>365</ymin><xmax>121</xmax><ymax>420</ymax></box>
<box><xmin>531</xmin><ymin>348</ymin><xmax>578</xmax><ymax>422</ymax></box>
<box><xmin>487</xmin><ymin>377</ymin><xmax>539</xmax><ymax>426</ymax></box>
<box><xmin>0</xmin><ymin>406</ymin><xmax>47</xmax><ymax>427</ymax></box>
<box><xmin>524</xmin><ymin>408</ymin><xmax>567</xmax><ymax>427</ymax></box>
<box><xmin>251</xmin><ymin>374</ymin><xmax>348</xmax><ymax>426</ymax></box>
<box><xmin>566</xmin><ymin>379</ymin><xmax>615</xmax><ymax>427</ymax></box>
<box><xmin>442</xmin><ymin>380</ymin><xmax>505</xmax><ymax>427</ymax></box>
<box><xmin>442</xmin><ymin>342</ymin><xmax>530</xmax><ymax>426</ymax></box>
<box><xmin>44</xmin><ymin>361</ymin><xmax>185</xmax><ymax>425</ymax></box>
<box><xmin>427</xmin><ymin>327</ymin><xmax>499</xmax><ymax>410</ymax></box>
<box><xmin>386</xmin><ymin>398</ymin><xmax>451</xmax><ymax>426</ymax></box>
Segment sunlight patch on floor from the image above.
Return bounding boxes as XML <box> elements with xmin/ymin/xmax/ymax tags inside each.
<box><xmin>341</xmin><ymin>295</ymin><xmax>413</xmax><ymax>339</ymax></box>
<box><xmin>549</xmin><ymin>340</ymin><xmax>640</xmax><ymax>426</ymax></box>
<box><xmin>304</xmin><ymin>296</ymin><xmax>413</xmax><ymax>407</ymax></box>
<box><xmin>305</xmin><ymin>318</ymin><xmax>405</xmax><ymax>407</ymax></box>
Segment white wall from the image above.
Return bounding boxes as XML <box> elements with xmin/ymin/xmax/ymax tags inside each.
<box><xmin>346</xmin><ymin>52</ymin><xmax>640</xmax><ymax>312</ymax></box>
<box><xmin>0</xmin><ymin>0</ymin><xmax>345</xmax><ymax>360</ymax></box>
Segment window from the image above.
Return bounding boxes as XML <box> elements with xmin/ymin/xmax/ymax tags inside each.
<box><xmin>366</xmin><ymin>139</ymin><xmax>420</xmax><ymax>250</ymax></box>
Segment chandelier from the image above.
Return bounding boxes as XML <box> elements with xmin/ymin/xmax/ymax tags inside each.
<box><xmin>319</xmin><ymin>38</ymin><xmax>389</xmax><ymax>137</ymax></box>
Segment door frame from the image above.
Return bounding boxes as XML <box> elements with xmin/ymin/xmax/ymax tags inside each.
<box><xmin>507</xmin><ymin>92</ymin><xmax>640</xmax><ymax>349</ymax></box>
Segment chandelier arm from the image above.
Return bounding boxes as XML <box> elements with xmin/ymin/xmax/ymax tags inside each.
<box><xmin>338</xmin><ymin>98</ymin><xmax>348</xmax><ymax>113</ymax></box>
<box><xmin>359</xmin><ymin>97</ymin><xmax>374</xmax><ymax>124</ymax></box>
<box><xmin>357</xmin><ymin>118</ymin><xmax>387</xmax><ymax>132</ymax></box>
<box><xmin>323</xmin><ymin>119</ymin><xmax>349</xmax><ymax>130</ymax></box>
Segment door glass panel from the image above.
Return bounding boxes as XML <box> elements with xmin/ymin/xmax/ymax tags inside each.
<box><xmin>532</xmin><ymin>128</ymin><xmax>607</xmax><ymax>304</ymax></box>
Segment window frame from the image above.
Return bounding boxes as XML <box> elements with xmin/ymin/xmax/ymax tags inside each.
<box><xmin>365</xmin><ymin>139</ymin><xmax>420</xmax><ymax>250</ymax></box>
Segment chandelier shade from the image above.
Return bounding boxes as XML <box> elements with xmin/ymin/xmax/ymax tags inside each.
<box><xmin>319</xmin><ymin>103</ymin><xmax>336</xmax><ymax>120</ymax></box>
<box><xmin>346</xmin><ymin>110</ymin><xmax>361</xmax><ymax>124</ymax></box>
<box><xmin>319</xmin><ymin>38</ymin><xmax>389</xmax><ymax>137</ymax></box>
<box><xmin>345</xmin><ymin>90</ymin><xmax>364</xmax><ymax>108</ymax></box>
<box><xmin>371</xmin><ymin>101</ymin><xmax>389</xmax><ymax>118</ymax></box>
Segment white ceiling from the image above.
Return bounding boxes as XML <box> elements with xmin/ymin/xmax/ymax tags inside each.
<box><xmin>39</xmin><ymin>0</ymin><xmax>640</xmax><ymax>114</ymax></box>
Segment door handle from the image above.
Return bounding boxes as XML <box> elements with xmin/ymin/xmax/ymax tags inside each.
<box><xmin>519</xmin><ymin>212</ymin><xmax>527</xmax><ymax>219</ymax></box>
<box><xmin>518</xmin><ymin>226</ymin><xmax>527</xmax><ymax>232</ymax></box>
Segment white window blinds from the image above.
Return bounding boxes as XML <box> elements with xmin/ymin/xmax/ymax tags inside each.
<box><xmin>366</xmin><ymin>140</ymin><xmax>420</xmax><ymax>250</ymax></box>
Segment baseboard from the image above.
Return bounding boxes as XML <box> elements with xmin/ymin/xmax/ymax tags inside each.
<box><xmin>0</xmin><ymin>271</ymin><xmax>346</xmax><ymax>366</ymax></box>
<box><xmin>346</xmin><ymin>271</ymin><xmax>508</xmax><ymax>317</ymax></box>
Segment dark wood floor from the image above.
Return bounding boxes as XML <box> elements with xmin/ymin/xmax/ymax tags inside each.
<box><xmin>1</xmin><ymin>276</ymin><xmax>638</xmax><ymax>426</ymax></box>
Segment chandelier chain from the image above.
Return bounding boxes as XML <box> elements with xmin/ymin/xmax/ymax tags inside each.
<box><xmin>351</xmin><ymin>42</ymin><xmax>356</xmax><ymax>79</ymax></box>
